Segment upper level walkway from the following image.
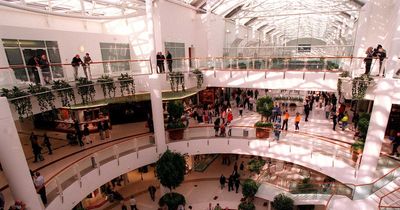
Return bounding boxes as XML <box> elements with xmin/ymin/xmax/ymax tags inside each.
<box><xmin>1</xmin><ymin>102</ymin><xmax>399</xmax><ymax>209</ymax></box>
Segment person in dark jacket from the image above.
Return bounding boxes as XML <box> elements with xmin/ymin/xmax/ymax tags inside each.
<box><xmin>27</xmin><ymin>56</ymin><xmax>41</xmax><ymax>84</ymax></box>
<box><xmin>83</xmin><ymin>124</ymin><xmax>92</xmax><ymax>144</ymax></box>
<box><xmin>390</xmin><ymin>131</ymin><xmax>400</xmax><ymax>157</ymax></box>
<box><xmin>332</xmin><ymin>111</ymin><xmax>338</xmax><ymax>131</ymax></box>
<box><xmin>40</xmin><ymin>54</ymin><xmax>51</xmax><ymax>84</ymax></box>
<box><xmin>71</xmin><ymin>54</ymin><xmax>83</xmax><ymax>80</ymax></box>
<box><xmin>234</xmin><ymin>177</ymin><xmax>240</xmax><ymax>193</ymax></box>
<box><xmin>31</xmin><ymin>135</ymin><xmax>43</xmax><ymax>162</ymax></box>
<box><xmin>43</xmin><ymin>133</ymin><xmax>52</xmax><ymax>155</ymax></box>
<box><xmin>228</xmin><ymin>175</ymin><xmax>234</xmax><ymax>192</ymax></box>
<box><xmin>156</xmin><ymin>52</ymin><xmax>165</xmax><ymax>73</ymax></box>
<box><xmin>219</xmin><ymin>174</ymin><xmax>226</xmax><ymax>189</ymax></box>
<box><xmin>166</xmin><ymin>51</ymin><xmax>173</xmax><ymax>72</ymax></box>
<box><xmin>98</xmin><ymin>121</ymin><xmax>105</xmax><ymax>140</ymax></box>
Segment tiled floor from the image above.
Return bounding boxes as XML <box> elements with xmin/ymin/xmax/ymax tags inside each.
<box><xmin>0</xmin><ymin>102</ymin><xmax>397</xmax><ymax>208</ymax></box>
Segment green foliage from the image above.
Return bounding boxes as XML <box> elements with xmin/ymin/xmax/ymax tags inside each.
<box><xmin>242</xmin><ymin>179</ymin><xmax>260</xmax><ymax>199</ymax></box>
<box><xmin>272</xmin><ymin>193</ymin><xmax>294</xmax><ymax>210</ymax></box>
<box><xmin>358</xmin><ymin>118</ymin><xmax>369</xmax><ymax>138</ymax></box>
<box><xmin>256</xmin><ymin>96</ymin><xmax>274</xmax><ymax>119</ymax></box>
<box><xmin>28</xmin><ymin>84</ymin><xmax>55</xmax><ymax>112</ymax></box>
<box><xmin>247</xmin><ymin>158</ymin><xmax>266</xmax><ymax>174</ymax></box>
<box><xmin>167</xmin><ymin>100</ymin><xmax>185</xmax><ymax>129</ymax></box>
<box><xmin>77</xmin><ymin>77</ymin><xmax>96</xmax><ymax>104</ymax></box>
<box><xmin>352</xmin><ymin>138</ymin><xmax>365</xmax><ymax>151</ymax></box>
<box><xmin>254</xmin><ymin>121</ymin><xmax>273</xmax><ymax>128</ymax></box>
<box><xmin>339</xmin><ymin>71</ymin><xmax>350</xmax><ymax>77</ymax></box>
<box><xmin>327</xmin><ymin>61</ymin><xmax>339</xmax><ymax>70</ymax></box>
<box><xmin>155</xmin><ymin>150</ymin><xmax>186</xmax><ymax>190</ymax></box>
<box><xmin>294</xmin><ymin>178</ymin><xmax>317</xmax><ymax>194</ymax></box>
<box><xmin>238</xmin><ymin>201</ymin><xmax>256</xmax><ymax>210</ymax></box>
<box><xmin>191</xmin><ymin>69</ymin><xmax>203</xmax><ymax>89</ymax></box>
<box><xmin>117</xmin><ymin>73</ymin><xmax>135</xmax><ymax>96</ymax></box>
<box><xmin>158</xmin><ymin>192</ymin><xmax>186</xmax><ymax>210</ymax></box>
<box><xmin>52</xmin><ymin>80</ymin><xmax>75</xmax><ymax>107</ymax></box>
<box><xmin>352</xmin><ymin>74</ymin><xmax>373</xmax><ymax>100</ymax></box>
<box><xmin>1</xmin><ymin>86</ymin><xmax>32</xmax><ymax>119</ymax></box>
<box><xmin>97</xmin><ymin>75</ymin><xmax>116</xmax><ymax>98</ymax></box>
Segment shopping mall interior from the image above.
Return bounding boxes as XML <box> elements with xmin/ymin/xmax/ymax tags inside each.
<box><xmin>0</xmin><ymin>0</ymin><xmax>400</xmax><ymax>210</ymax></box>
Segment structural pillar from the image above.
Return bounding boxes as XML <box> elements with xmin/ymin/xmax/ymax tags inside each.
<box><xmin>145</xmin><ymin>0</ymin><xmax>157</xmax><ymax>72</ymax></box>
<box><xmin>384</xmin><ymin>2</ymin><xmax>400</xmax><ymax>78</ymax></box>
<box><xmin>357</xmin><ymin>83</ymin><xmax>392</xmax><ymax>184</ymax></box>
<box><xmin>0</xmin><ymin>97</ymin><xmax>43</xmax><ymax>210</ymax></box>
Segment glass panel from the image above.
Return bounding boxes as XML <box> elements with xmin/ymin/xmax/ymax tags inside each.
<box><xmin>47</xmin><ymin>48</ymin><xmax>62</xmax><ymax>63</ymax></box>
<box><xmin>5</xmin><ymin>48</ymin><xmax>24</xmax><ymax>65</ymax></box>
<box><xmin>51</xmin><ymin>66</ymin><xmax>64</xmax><ymax>78</ymax></box>
<box><xmin>2</xmin><ymin>39</ymin><xmax>19</xmax><ymax>47</ymax></box>
<box><xmin>100</xmin><ymin>43</ymin><xmax>115</xmax><ymax>48</ymax></box>
<box><xmin>45</xmin><ymin>41</ymin><xmax>58</xmax><ymax>47</ymax></box>
<box><xmin>19</xmin><ymin>40</ymin><xmax>45</xmax><ymax>48</ymax></box>
<box><xmin>13</xmin><ymin>68</ymin><xmax>29</xmax><ymax>82</ymax></box>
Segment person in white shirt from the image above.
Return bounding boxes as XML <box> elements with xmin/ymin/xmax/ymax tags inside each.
<box><xmin>34</xmin><ymin>172</ymin><xmax>47</xmax><ymax>205</ymax></box>
<box><xmin>129</xmin><ymin>196</ymin><xmax>137</xmax><ymax>210</ymax></box>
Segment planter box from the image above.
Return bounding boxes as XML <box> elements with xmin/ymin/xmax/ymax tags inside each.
<box><xmin>351</xmin><ymin>148</ymin><xmax>363</xmax><ymax>162</ymax></box>
<box><xmin>168</xmin><ymin>129</ymin><xmax>185</xmax><ymax>141</ymax></box>
<box><xmin>256</xmin><ymin>128</ymin><xmax>271</xmax><ymax>139</ymax></box>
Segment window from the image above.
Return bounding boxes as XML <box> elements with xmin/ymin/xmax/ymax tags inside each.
<box><xmin>100</xmin><ymin>42</ymin><xmax>131</xmax><ymax>73</ymax></box>
<box><xmin>298</xmin><ymin>44</ymin><xmax>311</xmax><ymax>53</ymax></box>
<box><xmin>1</xmin><ymin>39</ymin><xmax>64</xmax><ymax>83</ymax></box>
<box><xmin>165</xmin><ymin>42</ymin><xmax>185</xmax><ymax>69</ymax></box>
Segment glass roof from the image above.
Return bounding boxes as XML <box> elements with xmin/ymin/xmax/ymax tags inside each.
<box><xmin>0</xmin><ymin>0</ymin><xmax>145</xmax><ymax>19</ymax></box>
<box><xmin>189</xmin><ymin>0</ymin><xmax>366</xmax><ymax>44</ymax></box>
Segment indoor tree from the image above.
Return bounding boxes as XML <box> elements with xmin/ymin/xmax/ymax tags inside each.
<box><xmin>254</xmin><ymin>96</ymin><xmax>274</xmax><ymax>138</ymax></box>
<box><xmin>166</xmin><ymin>100</ymin><xmax>186</xmax><ymax>140</ymax></box>
<box><xmin>156</xmin><ymin>150</ymin><xmax>186</xmax><ymax>210</ymax></box>
<box><xmin>272</xmin><ymin>193</ymin><xmax>294</xmax><ymax>210</ymax></box>
<box><xmin>242</xmin><ymin>179</ymin><xmax>260</xmax><ymax>203</ymax></box>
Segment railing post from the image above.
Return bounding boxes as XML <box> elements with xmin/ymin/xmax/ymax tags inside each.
<box><xmin>56</xmin><ymin>177</ymin><xmax>64</xmax><ymax>204</ymax></box>
<box><xmin>113</xmin><ymin>145</ymin><xmax>120</xmax><ymax>166</ymax></box>
<box><xmin>73</xmin><ymin>163</ymin><xmax>82</xmax><ymax>188</ymax></box>
<box><xmin>134</xmin><ymin>138</ymin><xmax>139</xmax><ymax>158</ymax></box>
<box><xmin>92</xmin><ymin>153</ymin><xmax>100</xmax><ymax>176</ymax></box>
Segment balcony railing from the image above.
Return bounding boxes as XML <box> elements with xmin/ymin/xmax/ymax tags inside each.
<box><xmin>0</xmin><ymin>56</ymin><xmax>396</xmax><ymax>89</ymax></box>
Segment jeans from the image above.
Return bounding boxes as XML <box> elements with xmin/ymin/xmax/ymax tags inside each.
<box><xmin>73</xmin><ymin>66</ymin><xmax>79</xmax><ymax>80</ymax></box>
<box><xmin>295</xmin><ymin>122</ymin><xmax>299</xmax><ymax>130</ymax></box>
<box><xmin>83</xmin><ymin>65</ymin><xmax>91</xmax><ymax>80</ymax></box>
<box><xmin>282</xmin><ymin>119</ymin><xmax>288</xmax><ymax>130</ymax></box>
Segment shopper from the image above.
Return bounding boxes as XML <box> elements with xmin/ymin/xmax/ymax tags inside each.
<box><xmin>156</xmin><ymin>52</ymin><xmax>165</xmax><ymax>73</ymax></box>
<box><xmin>34</xmin><ymin>172</ymin><xmax>47</xmax><ymax>205</ymax></box>
<box><xmin>282</xmin><ymin>110</ymin><xmax>289</xmax><ymax>131</ymax></box>
<box><xmin>294</xmin><ymin>112</ymin><xmax>301</xmax><ymax>131</ymax></box>
<box><xmin>341</xmin><ymin>112</ymin><xmax>349</xmax><ymax>131</ymax></box>
<box><xmin>43</xmin><ymin>133</ymin><xmax>52</xmax><ymax>155</ymax></box>
<box><xmin>83</xmin><ymin>124</ymin><xmax>92</xmax><ymax>144</ymax></box>
<box><xmin>390</xmin><ymin>131</ymin><xmax>400</xmax><ymax>157</ymax></box>
<box><xmin>364</xmin><ymin>47</ymin><xmax>374</xmax><ymax>75</ymax></box>
<box><xmin>27</xmin><ymin>56</ymin><xmax>41</xmax><ymax>84</ymax></box>
<box><xmin>238</xmin><ymin>103</ymin><xmax>244</xmax><ymax>117</ymax></box>
<box><xmin>148</xmin><ymin>185</ymin><xmax>156</xmax><ymax>201</ymax></box>
<box><xmin>31</xmin><ymin>134</ymin><xmax>43</xmax><ymax>163</ymax></box>
<box><xmin>166</xmin><ymin>51</ymin><xmax>173</xmax><ymax>72</ymax></box>
<box><xmin>239</xmin><ymin>161</ymin><xmax>244</xmax><ymax>172</ymax></box>
<box><xmin>214</xmin><ymin>118</ymin><xmax>220</xmax><ymax>136</ymax></box>
<box><xmin>129</xmin><ymin>196</ymin><xmax>137</xmax><ymax>210</ymax></box>
<box><xmin>214</xmin><ymin>204</ymin><xmax>222</xmax><ymax>210</ymax></box>
<box><xmin>104</xmin><ymin>120</ymin><xmax>111</xmax><ymax>138</ymax></box>
<box><xmin>304</xmin><ymin>103</ymin><xmax>310</xmax><ymax>122</ymax></box>
<box><xmin>228</xmin><ymin>175</ymin><xmax>234</xmax><ymax>192</ymax></box>
<box><xmin>83</xmin><ymin>53</ymin><xmax>93</xmax><ymax>80</ymax></box>
<box><xmin>234</xmin><ymin>178</ymin><xmax>240</xmax><ymax>193</ymax></box>
<box><xmin>71</xmin><ymin>54</ymin><xmax>83</xmax><ymax>80</ymax></box>
<box><xmin>98</xmin><ymin>121</ymin><xmax>105</xmax><ymax>140</ymax></box>
<box><xmin>332</xmin><ymin>111</ymin><xmax>338</xmax><ymax>131</ymax></box>
<box><xmin>219</xmin><ymin>174</ymin><xmax>226</xmax><ymax>189</ymax></box>
<box><xmin>274</xmin><ymin>115</ymin><xmax>282</xmax><ymax>141</ymax></box>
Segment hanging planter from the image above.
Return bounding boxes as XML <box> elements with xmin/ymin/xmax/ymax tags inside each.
<box><xmin>117</xmin><ymin>73</ymin><xmax>135</xmax><ymax>96</ymax></box>
<box><xmin>352</xmin><ymin>74</ymin><xmax>373</xmax><ymax>100</ymax></box>
<box><xmin>77</xmin><ymin>77</ymin><xmax>96</xmax><ymax>104</ymax></box>
<box><xmin>191</xmin><ymin>69</ymin><xmax>203</xmax><ymax>89</ymax></box>
<box><xmin>52</xmin><ymin>80</ymin><xmax>75</xmax><ymax>107</ymax></box>
<box><xmin>1</xmin><ymin>86</ymin><xmax>32</xmax><ymax>120</ymax></box>
<box><xmin>28</xmin><ymin>84</ymin><xmax>56</xmax><ymax>112</ymax></box>
<box><xmin>97</xmin><ymin>75</ymin><xmax>116</xmax><ymax>98</ymax></box>
<box><xmin>168</xmin><ymin>72</ymin><xmax>185</xmax><ymax>92</ymax></box>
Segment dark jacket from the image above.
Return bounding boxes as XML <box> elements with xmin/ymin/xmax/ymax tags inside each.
<box><xmin>71</xmin><ymin>57</ymin><xmax>83</xmax><ymax>66</ymax></box>
<box><xmin>166</xmin><ymin>53</ymin><xmax>172</xmax><ymax>63</ymax></box>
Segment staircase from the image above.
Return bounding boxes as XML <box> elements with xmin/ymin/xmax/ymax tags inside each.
<box><xmin>369</xmin><ymin>178</ymin><xmax>400</xmax><ymax>209</ymax></box>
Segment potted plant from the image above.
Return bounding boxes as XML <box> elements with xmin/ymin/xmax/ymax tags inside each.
<box><xmin>238</xmin><ymin>201</ymin><xmax>256</xmax><ymax>210</ymax></box>
<box><xmin>272</xmin><ymin>193</ymin><xmax>294</xmax><ymax>210</ymax></box>
<box><xmin>293</xmin><ymin>178</ymin><xmax>317</xmax><ymax>194</ymax></box>
<box><xmin>247</xmin><ymin>158</ymin><xmax>266</xmax><ymax>175</ymax></box>
<box><xmin>166</xmin><ymin>100</ymin><xmax>185</xmax><ymax>140</ymax></box>
<box><xmin>118</xmin><ymin>73</ymin><xmax>135</xmax><ymax>96</ymax></box>
<box><xmin>97</xmin><ymin>75</ymin><xmax>116</xmax><ymax>98</ymax></box>
<box><xmin>242</xmin><ymin>179</ymin><xmax>260</xmax><ymax>202</ymax></box>
<box><xmin>327</xmin><ymin>61</ymin><xmax>339</xmax><ymax>70</ymax></box>
<box><xmin>52</xmin><ymin>80</ymin><xmax>75</xmax><ymax>107</ymax></box>
<box><xmin>351</xmin><ymin>113</ymin><xmax>370</xmax><ymax>161</ymax></box>
<box><xmin>77</xmin><ymin>77</ymin><xmax>96</xmax><ymax>104</ymax></box>
<box><xmin>28</xmin><ymin>84</ymin><xmax>55</xmax><ymax>112</ymax></box>
<box><xmin>156</xmin><ymin>150</ymin><xmax>186</xmax><ymax>209</ymax></box>
<box><xmin>351</xmin><ymin>139</ymin><xmax>365</xmax><ymax>162</ymax></box>
<box><xmin>191</xmin><ymin>69</ymin><xmax>203</xmax><ymax>89</ymax></box>
<box><xmin>255</xmin><ymin>96</ymin><xmax>274</xmax><ymax>138</ymax></box>
<box><xmin>352</xmin><ymin>74</ymin><xmax>373</xmax><ymax>100</ymax></box>
<box><xmin>1</xmin><ymin>87</ymin><xmax>32</xmax><ymax>119</ymax></box>
<box><xmin>169</xmin><ymin>72</ymin><xmax>185</xmax><ymax>92</ymax></box>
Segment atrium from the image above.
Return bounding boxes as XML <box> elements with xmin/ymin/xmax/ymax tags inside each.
<box><xmin>0</xmin><ymin>0</ymin><xmax>399</xmax><ymax>210</ymax></box>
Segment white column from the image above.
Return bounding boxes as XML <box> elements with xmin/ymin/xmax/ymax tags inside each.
<box><xmin>384</xmin><ymin>2</ymin><xmax>400</xmax><ymax>78</ymax></box>
<box><xmin>357</xmin><ymin>84</ymin><xmax>392</xmax><ymax>183</ymax></box>
<box><xmin>0</xmin><ymin>97</ymin><xmax>43</xmax><ymax>210</ymax></box>
<box><xmin>145</xmin><ymin>0</ymin><xmax>157</xmax><ymax>72</ymax></box>
<box><xmin>148</xmin><ymin>75</ymin><xmax>167</xmax><ymax>153</ymax></box>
